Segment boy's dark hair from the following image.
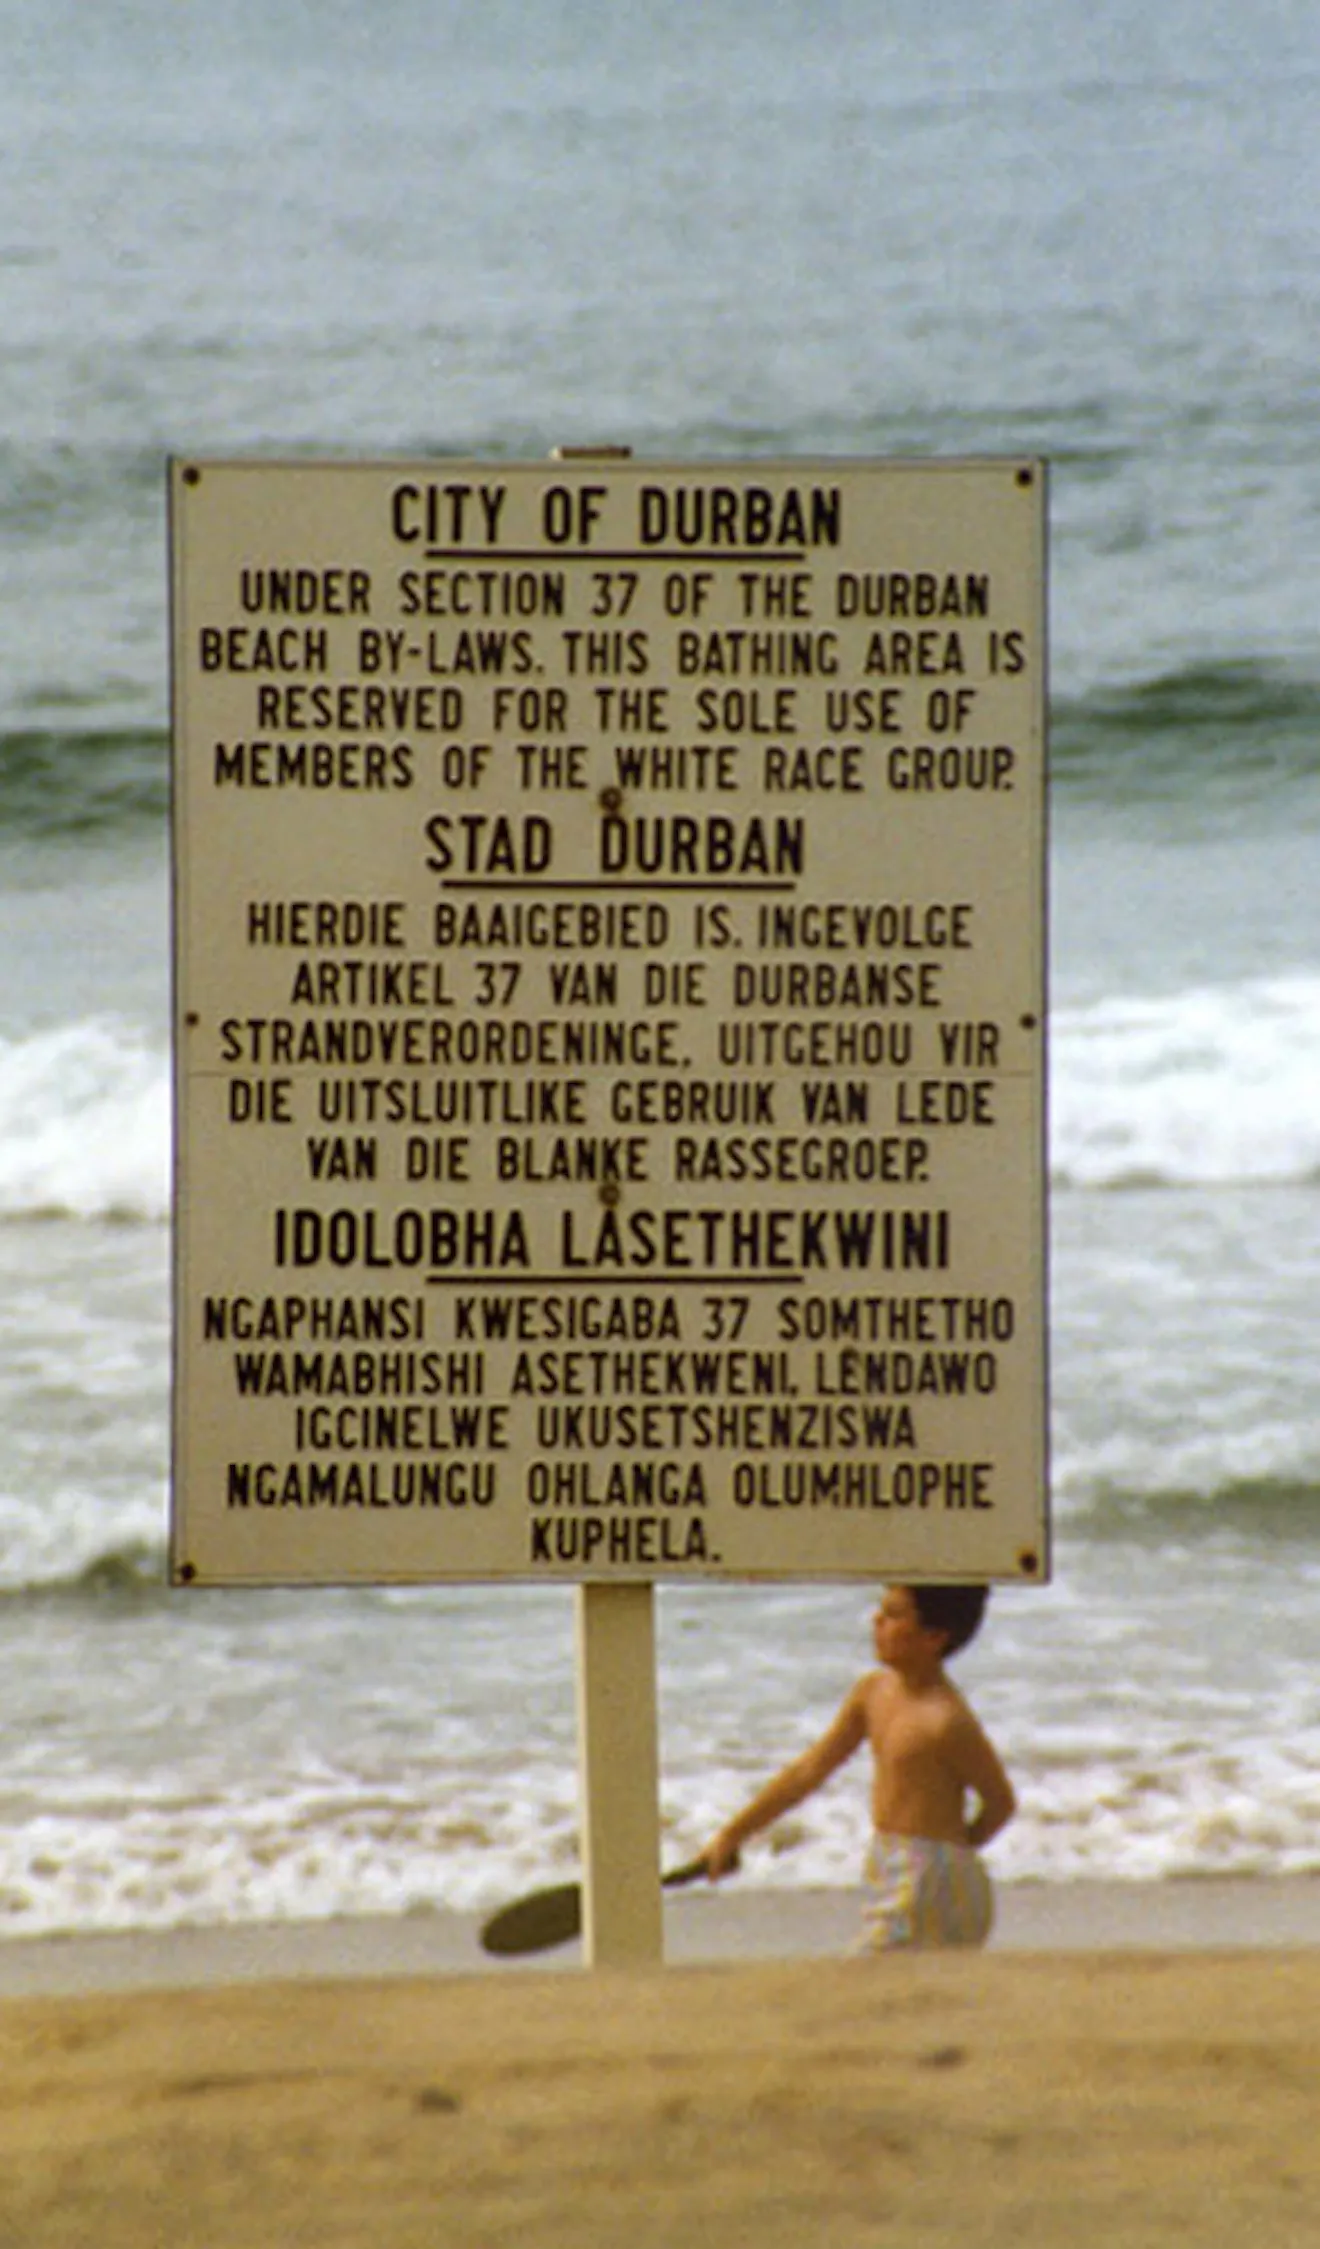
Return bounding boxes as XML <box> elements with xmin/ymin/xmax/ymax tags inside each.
<box><xmin>910</xmin><ymin>1584</ymin><xmax>989</xmax><ymax>1657</ymax></box>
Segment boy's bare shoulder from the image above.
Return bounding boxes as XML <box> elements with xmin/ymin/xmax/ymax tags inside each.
<box><xmin>854</xmin><ymin>1667</ymin><xmax>893</xmax><ymax>1725</ymax></box>
<box><xmin>931</xmin><ymin>1675</ymin><xmax>982</xmax><ymax>1731</ymax></box>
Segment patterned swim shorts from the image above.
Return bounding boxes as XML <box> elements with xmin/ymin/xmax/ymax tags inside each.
<box><xmin>861</xmin><ymin>1831</ymin><xmax>994</xmax><ymax>1952</ymax></box>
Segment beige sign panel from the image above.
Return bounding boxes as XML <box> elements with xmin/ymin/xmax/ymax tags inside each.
<box><xmin>169</xmin><ymin>457</ymin><xmax>1048</xmax><ymax>1586</ymax></box>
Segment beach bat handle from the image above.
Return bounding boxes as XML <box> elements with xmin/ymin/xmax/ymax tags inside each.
<box><xmin>479</xmin><ymin>1856</ymin><xmax>708</xmax><ymax>1957</ymax></box>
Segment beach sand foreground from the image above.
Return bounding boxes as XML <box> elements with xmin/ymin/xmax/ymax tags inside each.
<box><xmin>0</xmin><ymin>1949</ymin><xmax>1315</xmax><ymax>2248</ymax></box>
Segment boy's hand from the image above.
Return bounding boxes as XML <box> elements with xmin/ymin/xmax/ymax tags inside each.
<box><xmin>701</xmin><ymin>1830</ymin><xmax>742</xmax><ymax>1882</ymax></box>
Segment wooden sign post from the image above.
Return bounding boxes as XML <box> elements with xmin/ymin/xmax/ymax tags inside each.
<box><xmin>576</xmin><ymin>1582</ymin><xmax>663</xmax><ymax>1965</ymax></box>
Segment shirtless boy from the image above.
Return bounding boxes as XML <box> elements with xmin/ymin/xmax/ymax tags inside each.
<box><xmin>701</xmin><ymin>1584</ymin><xmax>1015</xmax><ymax>1950</ymax></box>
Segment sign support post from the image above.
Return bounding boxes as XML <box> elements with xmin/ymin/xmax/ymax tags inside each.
<box><xmin>556</xmin><ymin>449</ymin><xmax>665</xmax><ymax>1971</ymax></box>
<box><xmin>575</xmin><ymin>1581</ymin><xmax>664</xmax><ymax>1966</ymax></box>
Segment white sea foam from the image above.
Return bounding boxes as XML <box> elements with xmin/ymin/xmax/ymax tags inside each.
<box><xmin>0</xmin><ymin>1019</ymin><xmax>169</xmax><ymax>1221</ymax></box>
<box><xmin>0</xmin><ymin>1720</ymin><xmax>1316</xmax><ymax>1939</ymax></box>
<box><xmin>1050</xmin><ymin>973</ymin><xmax>1320</xmax><ymax>1188</ymax></box>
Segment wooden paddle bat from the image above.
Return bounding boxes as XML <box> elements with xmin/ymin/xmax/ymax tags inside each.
<box><xmin>480</xmin><ymin>1856</ymin><xmax>709</xmax><ymax>1956</ymax></box>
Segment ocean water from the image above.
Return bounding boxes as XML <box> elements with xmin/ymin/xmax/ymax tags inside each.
<box><xmin>2</xmin><ymin>0</ymin><xmax>1319</xmax><ymax>1936</ymax></box>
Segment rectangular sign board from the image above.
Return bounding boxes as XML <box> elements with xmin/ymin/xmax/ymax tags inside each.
<box><xmin>169</xmin><ymin>457</ymin><xmax>1048</xmax><ymax>1586</ymax></box>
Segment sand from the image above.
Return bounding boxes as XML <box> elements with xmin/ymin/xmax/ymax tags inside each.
<box><xmin>0</xmin><ymin>1889</ymin><xmax>1316</xmax><ymax>2248</ymax></box>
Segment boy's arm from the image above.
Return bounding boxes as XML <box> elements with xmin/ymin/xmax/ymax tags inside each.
<box><xmin>702</xmin><ymin>1676</ymin><xmax>872</xmax><ymax>1879</ymax></box>
<box><xmin>949</xmin><ymin>1706</ymin><xmax>1016</xmax><ymax>1849</ymax></box>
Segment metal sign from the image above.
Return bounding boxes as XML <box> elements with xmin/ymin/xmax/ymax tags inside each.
<box><xmin>169</xmin><ymin>457</ymin><xmax>1048</xmax><ymax>1586</ymax></box>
